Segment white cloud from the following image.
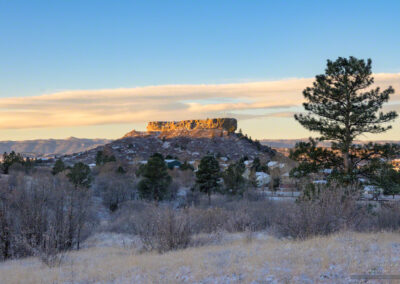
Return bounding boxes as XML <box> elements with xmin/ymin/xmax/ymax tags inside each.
<box><xmin>0</xmin><ymin>74</ymin><xmax>399</xmax><ymax>129</ymax></box>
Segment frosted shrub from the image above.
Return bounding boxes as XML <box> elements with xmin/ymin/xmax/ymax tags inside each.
<box><xmin>133</xmin><ymin>206</ymin><xmax>192</xmax><ymax>253</ymax></box>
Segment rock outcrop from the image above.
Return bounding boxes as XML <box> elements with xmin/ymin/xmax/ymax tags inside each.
<box><xmin>146</xmin><ymin>118</ymin><xmax>237</xmax><ymax>133</ymax></box>
<box><xmin>66</xmin><ymin>118</ymin><xmax>275</xmax><ymax>165</ymax></box>
<box><xmin>122</xmin><ymin>118</ymin><xmax>238</xmax><ymax>139</ymax></box>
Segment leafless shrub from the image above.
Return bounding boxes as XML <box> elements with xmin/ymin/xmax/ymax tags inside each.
<box><xmin>244</xmin><ymin>228</ymin><xmax>255</xmax><ymax>243</ymax></box>
<box><xmin>201</xmin><ymin>198</ymin><xmax>279</xmax><ymax>232</ymax></box>
<box><xmin>167</xmin><ymin>181</ymin><xmax>179</xmax><ymax>200</ymax></box>
<box><xmin>225</xmin><ymin>208</ymin><xmax>253</xmax><ymax>232</ymax></box>
<box><xmin>105</xmin><ymin>185</ymin><xmax>400</xmax><ymax>252</ymax></box>
<box><xmin>169</xmin><ymin>168</ymin><xmax>195</xmax><ymax>188</ymax></box>
<box><xmin>243</xmin><ymin>189</ymin><xmax>265</xmax><ymax>201</ymax></box>
<box><xmin>133</xmin><ymin>205</ymin><xmax>192</xmax><ymax>253</ymax></box>
<box><xmin>375</xmin><ymin>203</ymin><xmax>400</xmax><ymax>231</ymax></box>
<box><xmin>186</xmin><ymin>207</ymin><xmax>229</xmax><ymax>234</ymax></box>
<box><xmin>109</xmin><ymin>198</ymin><xmax>280</xmax><ymax>239</ymax></box>
<box><xmin>106</xmin><ymin>200</ymin><xmax>151</xmax><ymax>234</ymax></box>
<box><xmin>0</xmin><ymin>171</ymin><xmax>93</xmax><ymax>261</ymax></box>
<box><xmin>185</xmin><ymin>189</ymin><xmax>202</xmax><ymax>206</ymax></box>
<box><xmin>23</xmin><ymin>226</ymin><xmax>68</xmax><ymax>267</ymax></box>
<box><xmin>273</xmin><ymin>186</ymin><xmax>365</xmax><ymax>239</ymax></box>
<box><xmin>94</xmin><ymin>172</ymin><xmax>137</xmax><ymax>211</ymax></box>
<box><xmin>39</xmin><ymin>249</ymin><xmax>66</xmax><ymax>267</ymax></box>
<box><xmin>189</xmin><ymin>231</ymin><xmax>225</xmax><ymax>247</ymax></box>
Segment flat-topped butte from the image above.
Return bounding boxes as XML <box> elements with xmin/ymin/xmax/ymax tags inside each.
<box><xmin>146</xmin><ymin>118</ymin><xmax>237</xmax><ymax>133</ymax></box>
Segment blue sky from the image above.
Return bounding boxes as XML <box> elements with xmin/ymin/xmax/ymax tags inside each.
<box><xmin>1</xmin><ymin>0</ymin><xmax>400</xmax><ymax>140</ymax></box>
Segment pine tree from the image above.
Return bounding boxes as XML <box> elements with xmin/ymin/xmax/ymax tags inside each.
<box><xmin>137</xmin><ymin>153</ymin><xmax>172</xmax><ymax>201</ymax></box>
<box><xmin>291</xmin><ymin>57</ymin><xmax>398</xmax><ymax>184</ymax></box>
<box><xmin>1</xmin><ymin>151</ymin><xmax>25</xmax><ymax>174</ymax></box>
<box><xmin>95</xmin><ymin>150</ymin><xmax>116</xmax><ymax>166</ymax></box>
<box><xmin>363</xmin><ymin>159</ymin><xmax>400</xmax><ymax>199</ymax></box>
<box><xmin>222</xmin><ymin>159</ymin><xmax>246</xmax><ymax>196</ymax></box>
<box><xmin>250</xmin><ymin>157</ymin><xmax>268</xmax><ymax>173</ymax></box>
<box><xmin>67</xmin><ymin>162</ymin><xmax>92</xmax><ymax>189</ymax></box>
<box><xmin>95</xmin><ymin>151</ymin><xmax>104</xmax><ymax>166</ymax></box>
<box><xmin>195</xmin><ymin>155</ymin><xmax>220</xmax><ymax>204</ymax></box>
<box><xmin>116</xmin><ymin>166</ymin><xmax>126</xmax><ymax>174</ymax></box>
<box><xmin>65</xmin><ymin>162</ymin><xmax>91</xmax><ymax>249</ymax></box>
<box><xmin>52</xmin><ymin>159</ymin><xmax>66</xmax><ymax>175</ymax></box>
<box><xmin>180</xmin><ymin>161</ymin><xmax>194</xmax><ymax>171</ymax></box>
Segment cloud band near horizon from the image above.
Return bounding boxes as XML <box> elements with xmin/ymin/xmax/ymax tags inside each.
<box><xmin>1</xmin><ymin>73</ymin><xmax>399</xmax><ymax>130</ymax></box>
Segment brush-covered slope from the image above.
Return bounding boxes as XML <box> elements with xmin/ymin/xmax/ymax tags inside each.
<box><xmin>66</xmin><ymin>119</ymin><xmax>274</xmax><ymax>164</ymax></box>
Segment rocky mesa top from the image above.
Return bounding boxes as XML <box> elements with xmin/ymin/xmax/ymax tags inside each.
<box><xmin>146</xmin><ymin>118</ymin><xmax>237</xmax><ymax>132</ymax></box>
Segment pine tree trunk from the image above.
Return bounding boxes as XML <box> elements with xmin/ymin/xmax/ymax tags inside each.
<box><xmin>343</xmin><ymin>88</ymin><xmax>352</xmax><ymax>175</ymax></box>
<box><xmin>77</xmin><ymin>226</ymin><xmax>81</xmax><ymax>250</ymax></box>
<box><xmin>343</xmin><ymin>151</ymin><xmax>350</xmax><ymax>174</ymax></box>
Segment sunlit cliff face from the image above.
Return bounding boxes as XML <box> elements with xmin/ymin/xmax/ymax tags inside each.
<box><xmin>146</xmin><ymin>118</ymin><xmax>237</xmax><ymax>132</ymax></box>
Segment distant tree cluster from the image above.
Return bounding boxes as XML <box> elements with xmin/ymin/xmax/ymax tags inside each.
<box><xmin>135</xmin><ymin>152</ymin><xmax>263</xmax><ymax>205</ymax></box>
<box><xmin>1</xmin><ymin>151</ymin><xmax>29</xmax><ymax>174</ymax></box>
<box><xmin>179</xmin><ymin>161</ymin><xmax>194</xmax><ymax>171</ymax></box>
<box><xmin>251</xmin><ymin>157</ymin><xmax>268</xmax><ymax>172</ymax></box>
<box><xmin>95</xmin><ymin>150</ymin><xmax>116</xmax><ymax>166</ymax></box>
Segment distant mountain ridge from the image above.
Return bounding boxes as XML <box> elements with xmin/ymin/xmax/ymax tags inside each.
<box><xmin>2</xmin><ymin>135</ymin><xmax>398</xmax><ymax>158</ymax></box>
<box><xmin>0</xmin><ymin>137</ymin><xmax>112</xmax><ymax>157</ymax></box>
<box><xmin>261</xmin><ymin>139</ymin><xmax>400</xmax><ymax>148</ymax></box>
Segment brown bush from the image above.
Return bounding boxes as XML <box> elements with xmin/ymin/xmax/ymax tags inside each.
<box><xmin>107</xmin><ymin>186</ymin><xmax>400</xmax><ymax>251</ymax></box>
<box><xmin>375</xmin><ymin>203</ymin><xmax>400</xmax><ymax>231</ymax></box>
<box><xmin>273</xmin><ymin>186</ymin><xmax>365</xmax><ymax>239</ymax></box>
<box><xmin>106</xmin><ymin>200</ymin><xmax>151</xmax><ymax>234</ymax></box>
<box><xmin>133</xmin><ymin>206</ymin><xmax>192</xmax><ymax>253</ymax></box>
<box><xmin>169</xmin><ymin>168</ymin><xmax>195</xmax><ymax>188</ymax></box>
<box><xmin>218</xmin><ymin>199</ymin><xmax>280</xmax><ymax>232</ymax></box>
<box><xmin>94</xmin><ymin>172</ymin><xmax>137</xmax><ymax>211</ymax></box>
<box><xmin>0</xmin><ymin>171</ymin><xmax>93</xmax><ymax>261</ymax></box>
<box><xmin>186</xmin><ymin>207</ymin><xmax>229</xmax><ymax>234</ymax></box>
<box><xmin>110</xmin><ymin>198</ymin><xmax>280</xmax><ymax>238</ymax></box>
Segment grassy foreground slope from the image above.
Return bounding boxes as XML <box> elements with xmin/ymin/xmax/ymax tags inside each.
<box><xmin>0</xmin><ymin>231</ymin><xmax>399</xmax><ymax>283</ymax></box>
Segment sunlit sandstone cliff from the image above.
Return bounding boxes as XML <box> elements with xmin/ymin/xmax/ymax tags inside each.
<box><xmin>123</xmin><ymin>118</ymin><xmax>238</xmax><ymax>139</ymax></box>
<box><xmin>146</xmin><ymin>118</ymin><xmax>237</xmax><ymax>133</ymax></box>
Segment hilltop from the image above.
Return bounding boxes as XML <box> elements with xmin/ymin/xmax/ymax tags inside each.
<box><xmin>65</xmin><ymin>118</ymin><xmax>275</xmax><ymax>164</ymax></box>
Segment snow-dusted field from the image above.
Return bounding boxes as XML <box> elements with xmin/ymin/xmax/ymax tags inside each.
<box><xmin>0</xmin><ymin>231</ymin><xmax>399</xmax><ymax>283</ymax></box>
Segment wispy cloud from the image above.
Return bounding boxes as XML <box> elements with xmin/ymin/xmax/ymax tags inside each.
<box><xmin>0</xmin><ymin>74</ymin><xmax>399</xmax><ymax>129</ymax></box>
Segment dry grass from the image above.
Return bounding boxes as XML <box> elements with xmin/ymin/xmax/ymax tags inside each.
<box><xmin>0</xmin><ymin>231</ymin><xmax>399</xmax><ymax>283</ymax></box>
